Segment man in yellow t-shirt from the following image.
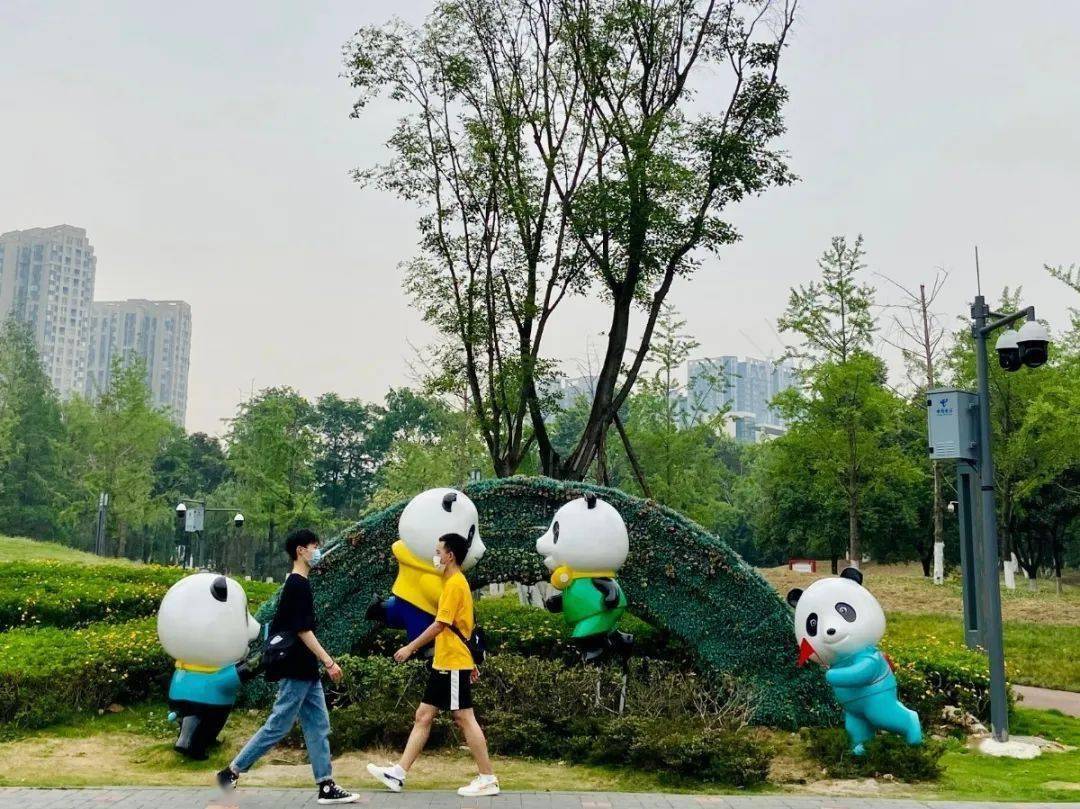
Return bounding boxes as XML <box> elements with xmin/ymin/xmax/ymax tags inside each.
<box><xmin>366</xmin><ymin>532</ymin><xmax>499</xmax><ymax>798</ymax></box>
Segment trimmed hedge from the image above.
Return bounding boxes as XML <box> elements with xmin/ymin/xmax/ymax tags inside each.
<box><xmin>0</xmin><ymin>561</ymin><xmax>280</xmax><ymax>632</ymax></box>
<box><xmin>265</xmin><ymin>475</ymin><xmax>833</xmax><ymax>728</ymax></box>
<box><xmin>0</xmin><ymin>617</ymin><xmax>168</xmax><ymax>730</ymax></box>
<box><xmin>0</xmin><ymin>577</ymin><xmax>277</xmax><ymax>731</ymax></box>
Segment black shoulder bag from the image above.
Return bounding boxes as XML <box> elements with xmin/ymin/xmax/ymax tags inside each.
<box><xmin>448</xmin><ymin>624</ymin><xmax>487</xmax><ymax>666</ymax></box>
<box><xmin>261</xmin><ymin>626</ymin><xmax>298</xmax><ymax>682</ymax></box>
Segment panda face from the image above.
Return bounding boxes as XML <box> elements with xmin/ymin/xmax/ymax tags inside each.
<box><xmin>535</xmin><ymin>495</ymin><xmax>629</xmax><ymax>574</ymax></box>
<box><xmin>157</xmin><ymin>573</ymin><xmax>261</xmax><ymax>668</ymax></box>
<box><xmin>786</xmin><ymin>569</ymin><xmax>885</xmax><ymax>666</ymax></box>
<box><xmin>398</xmin><ymin>488</ymin><xmax>486</xmax><ymax>571</ymax></box>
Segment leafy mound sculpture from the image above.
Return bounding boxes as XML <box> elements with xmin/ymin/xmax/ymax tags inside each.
<box><xmin>254</xmin><ymin>476</ymin><xmax>833</xmax><ymax>728</ymax></box>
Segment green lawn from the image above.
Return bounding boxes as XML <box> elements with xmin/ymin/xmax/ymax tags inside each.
<box><xmin>888</xmin><ymin>612</ymin><xmax>1080</xmax><ymax>692</ymax></box>
<box><xmin>0</xmin><ymin>534</ymin><xmax>136</xmax><ymax>565</ymax></box>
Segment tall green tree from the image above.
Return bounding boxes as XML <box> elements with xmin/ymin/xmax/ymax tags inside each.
<box><xmin>62</xmin><ymin>357</ymin><xmax>174</xmax><ymax>555</ymax></box>
<box><xmin>0</xmin><ymin>320</ymin><xmax>66</xmax><ymax>538</ymax></box>
<box><xmin>225</xmin><ymin>387</ymin><xmax>326</xmax><ymax>543</ymax></box>
<box><xmin>347</xmin><ymin>0</ymin><xmax>798</xmax><ymax>480</ymax></box>
<box><xmin>778</xmin><ymin>234</ymin><xmax>878</xmax><ymax>566</ymax></box>
<box><xmin>313</xmin><ymin>393</ymin><xmax>377</xmax><ymax>517</ymax></box>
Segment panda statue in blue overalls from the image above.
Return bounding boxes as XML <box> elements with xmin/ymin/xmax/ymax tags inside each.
<box><xmin>787</xmin><ymin>567</ymin><xmax>922</xmax><ymax>755</ymax></box>
<box><xmin>157</xmin><ymin>573</ymin><xmax>262</xmax><ymax>759</ymax></box>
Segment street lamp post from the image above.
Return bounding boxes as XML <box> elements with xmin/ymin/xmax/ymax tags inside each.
<box><xmin>969</xmin><ymin>294</ymin><xmax>1050</xmax><ymax>743</ymax></box>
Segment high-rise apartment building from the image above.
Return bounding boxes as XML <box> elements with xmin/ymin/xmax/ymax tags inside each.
<box><xmin>86</xmin><ymin>299</ymin><xmax>192</xmax><ymax>426</ymax></box>
<box><xmin>687</xmin><ymin>355</ymin><xmax>798</xmax><ymax>442</ymax></box>
<box><xmin>0</xmin><ymin>225</ymin><xmax>97</xmax><ymax>397</ymax></box>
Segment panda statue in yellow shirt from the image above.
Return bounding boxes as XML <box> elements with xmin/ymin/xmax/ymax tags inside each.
<box><xmin>367</xmin><ymin>488</ymin><xmax>486</xmax><ymax>650</ymax></box>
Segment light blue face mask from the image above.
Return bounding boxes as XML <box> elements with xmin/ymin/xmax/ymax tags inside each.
<box><xmin>307</xmin><ymin>547</ymin><xmax>323</xmax><ymax>567</ymax></box>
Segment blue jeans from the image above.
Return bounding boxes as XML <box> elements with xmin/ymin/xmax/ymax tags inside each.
<box><xmin>231</xmin><ymin>678</ymin><xmax>332</xmax><ymax>783</ymax></box>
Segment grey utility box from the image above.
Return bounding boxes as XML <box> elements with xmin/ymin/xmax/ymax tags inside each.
<box><xmin>926</xmin><ymin>388</ymin><xmax>979</xmax><ymax>461</ymax></box>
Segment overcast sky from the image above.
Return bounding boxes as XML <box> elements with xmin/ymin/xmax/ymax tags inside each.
<box><xmin>3</xmin><ymin>1</ymin><xmax>1077</xmax><ymax>435</ymax></box>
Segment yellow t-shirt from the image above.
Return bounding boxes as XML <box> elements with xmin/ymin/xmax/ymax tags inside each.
<box><xmin>433</xmin><ymin>571</ymin><xmax>475</xmax><ymax>671</ymax></box>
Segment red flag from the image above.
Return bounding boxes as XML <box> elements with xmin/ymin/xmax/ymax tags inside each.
<box><xmin>797</xmin><ymin>637</ymin><xmax>816</xmax><ymax>667</ymax></box>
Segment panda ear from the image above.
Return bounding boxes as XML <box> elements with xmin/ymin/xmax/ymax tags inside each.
<box><xmin>211</xmin><ymin>576</ymin><xmax>228</xmax><ymax>603</ymax></box>
<box><xmin>442</xmin><ymin>492</ymin><xmax>458</xmax><ymax>513</ymax></box>
<box><xmin>840</xmin><ymin>567</ymin><xmax>864</xmax><ymax>586</ymax></box>
<box><xmin>786</xmin><ymin>588</ymin><xmax>803</xmax><ymax>608</ymax></box>
<box><xmin>585</xmin><ymin>493</ymin><xmax>597</xmax><ymax>509</ymax></box>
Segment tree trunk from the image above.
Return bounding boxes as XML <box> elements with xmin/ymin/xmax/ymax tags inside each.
<box><xmin>848</xmin><ymin>490</ymin><xmax>860</xmax><ymax>570</ymax></box>
<box><xmin>116</xmin><ymin>522</ymin><xmax>127</xmax><ymax>559</ymax></box>
<box><xmin>931</xmin><ymin>462</ymin><xmax>945</xmax><ymax>584</ymax></box>
<box><xmin>595</xmin><ymin>426</ymin><xmax>610</xmax><ymax>486</ymax></box>
<box><xmin>830</xmin><ymin>555</ymin><xmax>839</xmax><ymax>575</ymax></box>
<box><xmin>920</xmin><ymin>554</ymin><xmax>931</xmax><ymax>578</ymax></box>
<box><xmin>614</xmin><ymin>414</ymin><xmax>652</xmax><ymax>498</ymax></box>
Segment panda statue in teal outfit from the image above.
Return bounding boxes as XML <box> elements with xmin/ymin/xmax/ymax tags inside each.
<box><xmin>787</xmin><ymin>567</ymin><xmax>922</xmax><ymax>755</ymax></box>
<box><xmin>157</xmin><ymin>573</ymin><xmax>261</xmax><ymax>759</ymax></box>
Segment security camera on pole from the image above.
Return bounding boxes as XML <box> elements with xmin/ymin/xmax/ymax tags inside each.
<box><xmin>926</xmin><ymin>275</ymin><xmax>1052</xmax><ymax>751</ymax></box>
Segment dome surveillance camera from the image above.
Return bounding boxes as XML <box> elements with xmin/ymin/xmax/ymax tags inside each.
<box><xmin>1016</xmin><ymin>319</ymin><xmax>1050</xmax><ymax>369</ymax></box>
<box><xmin>995</xmin><ymin>329</ymin><xmax>1022</xmax><ymax>371</ymax></box>
<box><xmin>175</xmin><ymin>502</ymin><xmax>187</xmax><ymax>515</ymax></box>
<box><xmin>233</xmin><ymin>512</ymin><xmax>245</xmax><ymax>528</ymax></box>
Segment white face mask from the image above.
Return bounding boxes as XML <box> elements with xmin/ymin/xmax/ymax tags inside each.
<box><xmin>432</xmin><ymin>553</ymin><xmax>445</xmax><ymax>571</ymax></box>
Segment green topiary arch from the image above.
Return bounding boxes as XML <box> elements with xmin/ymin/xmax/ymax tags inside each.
<box><xmin>256</xmin><ymin>476</ymin><xmax>833</xmax><ymax>728</ymax></box>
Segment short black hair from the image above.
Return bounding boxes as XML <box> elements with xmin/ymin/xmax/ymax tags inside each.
<box><xmin>438</xmin><ymin>532</ymin><xmax>470</xmax><ymax>567</ymax></box>
<box><xmin>285</xmin><ymin>528</ymin><xmax>320</xmax><ymax>560</ymax></box>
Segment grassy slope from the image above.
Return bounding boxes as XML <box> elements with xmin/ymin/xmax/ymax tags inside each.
<box><xmin>0</xmin><ymin>535</ymin><xmax>138</xmax><ymax>565</ymax></box>
<box><xmin>760</xmin><ymin>562</ymin><xmax>1080</xmax><ymax>692</ymax></box>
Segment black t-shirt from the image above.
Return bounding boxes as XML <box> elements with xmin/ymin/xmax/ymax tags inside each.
<box><xmin>269</xmin><ymin>573</ymin><xmax>319</xmax><ymax>681</ymax></box>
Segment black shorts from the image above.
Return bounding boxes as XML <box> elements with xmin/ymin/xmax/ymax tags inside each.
<box><xmin>422</xmin><ymin>667</ymin><xmax>472</xmax><ymax>711</ymax></box>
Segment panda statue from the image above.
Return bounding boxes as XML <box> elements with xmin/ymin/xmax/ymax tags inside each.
<box><xmin>787</xmin><ymin>567</ymin><xmax>922</xmax><ymax>755</ymax></box>
<box><xmin>157</xmin><ymin>572</ymin><xmax>262</xmax><ymax>759</ymax></box>
<box><xmin>535</xmin><ymin>493</ymin><xmax>633</xmax><ymax>664</ymax></box>
<box><xmin>366</xmin><ymin>488</ymin><xmax>486</xmax><ymax>650</ymax></box>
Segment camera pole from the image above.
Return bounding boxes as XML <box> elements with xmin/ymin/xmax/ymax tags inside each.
<box><xmin>971</xmin><ymin>296</ymin><xmax>1038</xmax><ymax>742</ymax></box>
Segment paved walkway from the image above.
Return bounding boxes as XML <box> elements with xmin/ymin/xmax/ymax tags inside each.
<box><xmin>0</xmin><ymin>790</ymin><xmax>1076</xmax><ymax>809</ymax></box>
<box><xmin>1014</xmin><ymin>685</ymin><xmax>1080</xmax><ymax>718</ymax></box>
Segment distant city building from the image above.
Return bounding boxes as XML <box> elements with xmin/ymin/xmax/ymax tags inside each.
<box><xmin>86</xmin><ymin>299</ymin><xmax>192</xmax><ymax>426</ymax></box>
<box><xmin>0</xmin><ymin>225</ymin><xmax>97</xmax><ymax>397</ymax></box>
<box><xmin>558</xmin><ymin>374</ymin><xmax>597</xmax><ymax>409</ymax></box>
<box><xmin>687</xmin><ymin>355</ymin><xmax>798</xmax><ymax>442</ymax></box>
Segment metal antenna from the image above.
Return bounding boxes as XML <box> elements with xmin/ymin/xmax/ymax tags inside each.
<box><xmin>974</xmin><ymin>245</ymin><xmax>982</xmax><ymax>296</ymax></box>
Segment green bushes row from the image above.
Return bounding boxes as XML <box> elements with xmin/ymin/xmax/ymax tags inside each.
<box><xmin>0</xmin><ymin>576</ymin><xmax>276</xmax><ymax>731</ymax></box>
<box><xmin>316</xmin><ymin>653</ymin><xmax>771</xmax><ymax>787</ymax></box>
<box><xmin>0</xmin><ymin>561</ymin><xmax>279</xmax><ymax>631</ymax></box>
<box><xmin>0</xmin><ymin>616</ymin><xmax>168</xmax><ymax>730</ymax></box>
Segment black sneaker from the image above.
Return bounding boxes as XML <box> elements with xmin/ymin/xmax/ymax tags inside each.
<box><xmin>216</xmin><ymin>766</ymin><xmax>239</xmax><ymax>791</ymax></box>
<box><xmin>317</xmin><ymin>779</ymin><xmax>359</xmax><ymax>804</ymax></box>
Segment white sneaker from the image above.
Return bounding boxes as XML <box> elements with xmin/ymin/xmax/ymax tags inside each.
<box><xmin>457</xmin><ymin>774</ymin><xmax>500</xmax><ymax>797</ymax></box>
<box><xmin>365</xmin><ymin>763</ymin><xmax>404</xmax><ymax>793</ymax></box>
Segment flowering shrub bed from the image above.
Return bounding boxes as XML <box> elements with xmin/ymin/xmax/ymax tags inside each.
<box><xmin>0</xmin><ymin>617</ymin><xmax>166</xmax><ymax>730</ymax></box>
<box><xmin>0</xmin><ymin>576</ymin><xmax>277</xmax><ymax>731</ymax></box>
<box><xmin>0</xmin><ymin>561</ymin><xmax>279</xmax><ymax>632</ymax></box>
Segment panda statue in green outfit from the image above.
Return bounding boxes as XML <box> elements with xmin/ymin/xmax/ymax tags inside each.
<box><xmin>535</xmin><ymin>493</ymin><xmax>633</xmax><ymax>663</ymax></box>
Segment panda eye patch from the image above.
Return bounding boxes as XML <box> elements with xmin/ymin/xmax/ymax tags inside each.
<box><xmin>552</xmin><ymin>521</ymin><xmax>560</xmax><ymax>544</ymax></box>
<box><xmin>805</xmin><ymin>612</ymin><xmax>818</xmax><ymax>637</ymax></box>
<box><xmin>835</xmin><ymin>602</ymin><xmax>857</xmax><ymax>622</ymax></box>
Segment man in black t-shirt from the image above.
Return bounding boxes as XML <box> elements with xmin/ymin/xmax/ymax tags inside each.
<box><xmin>216</xmin><ymin>529</ymin><xmax>358</xmax><ymax>805</ymax></box>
